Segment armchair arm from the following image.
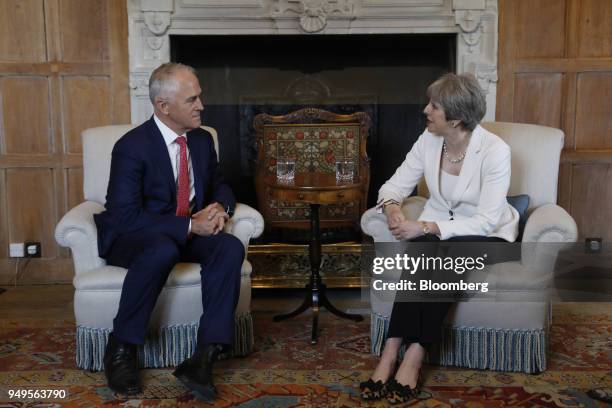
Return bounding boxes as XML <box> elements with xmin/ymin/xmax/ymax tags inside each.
<box><xmin>360</xmin><ymin>208</ymin><xmax>395</xmax><ymax>242</ymax></box>
<box><xmin>225</xmin><ymin>203</ymin><xmax>264</xmax><ymax>253</ymax></box>
<box><xmin>360</xmin><ymin>196</ymin><xmax>427</xmax><ymax>242</ymax></box>
<box><xmin>518</xmin><ymin>204</ymin><xmax>577</xmax><ymax>277</ymax></box>
<box><xmin>522</xmin><ymin>204</ymin><xmax>578</xmax><ymax>243</ymax></box>
<box><xmin>55</xmin><ymin>201</ymin><xmax>106</xmax><ymax>276</ymax></box>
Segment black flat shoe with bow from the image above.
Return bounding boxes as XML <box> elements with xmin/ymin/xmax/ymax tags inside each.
<box><xmin>359</xmin><ymin>378</ymin><xmax>388</xmax><ymax>400</ymax></box>
<box><xmin>386</xmin><ymin>378</ymin><xmax>420</xmax><ymax>405</ymax></box>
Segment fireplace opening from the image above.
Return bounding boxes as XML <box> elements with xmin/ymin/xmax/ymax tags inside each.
<box><xmin>172</xmin><ymin>34</ymin><xmax>455</xmax><ymax>243</ymax></box>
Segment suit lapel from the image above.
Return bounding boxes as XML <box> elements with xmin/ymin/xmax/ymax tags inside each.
<box><xmin>449</xmin><ymin>125</ymin><xmax>484</xmax><ymax>206</ymax></box>
<box><xmin>187</xmin><ymin>129</ymin><xmax>205</xmax><ymax>210</ymax></box>
<box><xmin>146</xmin><ymin>117</ymin><xmax>177</xmax><ymax>197</ymax></box>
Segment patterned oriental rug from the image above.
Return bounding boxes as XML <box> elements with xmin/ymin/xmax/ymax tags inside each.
<box><xmin>0</xmin><ymin>303</ymin><xmax>610</xmax><ymax>407</ymax></box>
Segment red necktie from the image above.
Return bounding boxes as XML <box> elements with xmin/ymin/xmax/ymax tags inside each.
<box><xmin>175</xmin><ymin>136</ymin><xmax>190</xmax><ymax>217</ymax></box>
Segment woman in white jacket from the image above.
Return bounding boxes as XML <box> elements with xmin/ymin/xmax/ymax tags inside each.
<box><xmin>360</xmin><ymin>73</ymin><xmax>519</xmax><ymax>404</ymax></box>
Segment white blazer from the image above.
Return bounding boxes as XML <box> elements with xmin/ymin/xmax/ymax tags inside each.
<box><xmin>378</xmin><ymin>125</ymin><xmax>519</xmax><ymax>242</ymax></box>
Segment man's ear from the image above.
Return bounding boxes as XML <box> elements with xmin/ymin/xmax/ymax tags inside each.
<box><xmin>154</xmin><ymin>97</ymin><xmax>169</xmax><ymax>115</ymax></box>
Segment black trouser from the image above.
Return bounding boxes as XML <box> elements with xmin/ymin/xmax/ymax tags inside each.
<box><xmin>386</xmin><ymin>234</ymin><xmax>508</xmax><ymax>347</ymax></box>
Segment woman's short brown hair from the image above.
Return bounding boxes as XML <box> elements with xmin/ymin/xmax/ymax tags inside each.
<box><xmin>426</xmin><ymin>73</ymin><xmax>486</xmax><ymax>131</ymax></box>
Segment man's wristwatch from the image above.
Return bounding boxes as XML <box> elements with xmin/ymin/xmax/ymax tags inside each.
<box><xmin>420</xmin><ymin>221</ymin><xmax>430</xmax><ymax>235</ymax></box>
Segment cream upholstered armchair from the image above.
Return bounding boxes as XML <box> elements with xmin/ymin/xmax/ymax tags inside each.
<box><xmin>361</xmin><ymin>122</ymin><xmax>578</xmax><ymax>373</ymax></box>
<box><xmin>55</xmin><ymin>125</ymin><xmax>264</xmax><ymax>371</ymax></box>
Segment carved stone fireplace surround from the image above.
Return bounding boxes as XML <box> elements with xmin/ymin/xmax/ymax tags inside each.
<box><xmin>127</xmin><ymin>0</ymin><xmax>498</xmax><ymax>124</ymax></box>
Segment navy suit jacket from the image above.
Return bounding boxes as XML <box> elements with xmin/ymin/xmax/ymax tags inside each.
<box><xmin>94</xmin><ymin>117</ymin><xmax>236</xmax><ymax>258</ymax></box>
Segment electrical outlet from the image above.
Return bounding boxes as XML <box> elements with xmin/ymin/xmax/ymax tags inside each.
<box><xmin>585</xmin><ymin>237</ymin><xmax>602</xmax><ymax>253</ymax></box>
<box><xmin>25</xmin><ymin>242</ymin><xmax>41</xmax><ymax>258</ymax></box>
<box><xmin>9</xmin><ymin>243</ymin><xmax>25</xmax><ymax>258</ymax></box>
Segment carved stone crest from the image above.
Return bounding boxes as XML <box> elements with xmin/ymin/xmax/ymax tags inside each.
<box><xmin>273</xmin><ymin>0</ymin><xmax>355</xmax><ymax>33</ymax></box>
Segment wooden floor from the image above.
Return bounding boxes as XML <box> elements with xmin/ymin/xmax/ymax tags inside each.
<box><xmin>0</xmin><ymin>285</ymin><xmax>75</xmax><ymax>320</ymax></box>
<box><xmin>0</xmin><ymin>285</ymin><xmax>370</xmax><ymax>321</ymax></box>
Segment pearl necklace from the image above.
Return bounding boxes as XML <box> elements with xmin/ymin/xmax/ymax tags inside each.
<box><xmin>442</xmin><ymin>141</ymin><xmax>466</xmax><ymax>164</ymax></box>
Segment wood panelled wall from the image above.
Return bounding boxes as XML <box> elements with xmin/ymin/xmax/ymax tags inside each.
<box><xmin>0</xmin><ymin>0</ymin><xmax>129</xmax><ymax>284</ymax></box>
<box><xmin>497</xmin><ymin>0</ymin><xmax>612</xmax><ymax>241</ymax></box>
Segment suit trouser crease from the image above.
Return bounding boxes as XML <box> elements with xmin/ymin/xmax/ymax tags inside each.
<box><xmin>106</xmin><ymin>231</ymin><xmax>244</xmax><ymax>347</ymax></box>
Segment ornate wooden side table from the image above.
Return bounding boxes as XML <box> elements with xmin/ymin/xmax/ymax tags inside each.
<box><xmin>263</xmin><ymin>172</ymin><xmax>364</xmax><ymax>344</ymax></box>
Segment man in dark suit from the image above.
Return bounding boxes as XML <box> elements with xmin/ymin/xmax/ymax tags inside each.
<box><xmin>94</xmin><ymin>62</ymin><xmax>244</xmax><ymax>399</ymax></box>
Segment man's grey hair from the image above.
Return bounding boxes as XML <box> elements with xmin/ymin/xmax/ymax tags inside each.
<box><xmin>426</xmin><ymin>73</ymin><xmax>486</xmax><ymax>131</ymax></box>
<box><xmin>149</xmin><ymin>62</ymin><xmax>197</xmax><ymax>104</ymax></box>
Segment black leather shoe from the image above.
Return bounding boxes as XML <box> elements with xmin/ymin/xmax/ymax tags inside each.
<box><xmin>103</xmin><ymin>333</ymin><xmax>141</xmax><ymax>395</ymax></box>
<box><xmin>173</xmin><ymin>344</ymin><xmax>224</xmax><ymax>400</ymax></box>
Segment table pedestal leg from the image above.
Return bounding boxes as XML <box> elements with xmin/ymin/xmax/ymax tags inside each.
<box><xmin>273</xmin><ymin>203</ymin><xmax>363</xmax><ymax>344</ymax></box>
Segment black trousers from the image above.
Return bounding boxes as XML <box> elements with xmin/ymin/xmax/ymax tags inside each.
<box><xmin>386</xmin><ymin>234</ymin><xmax>508</xmax><ymax>347</ymax></box>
